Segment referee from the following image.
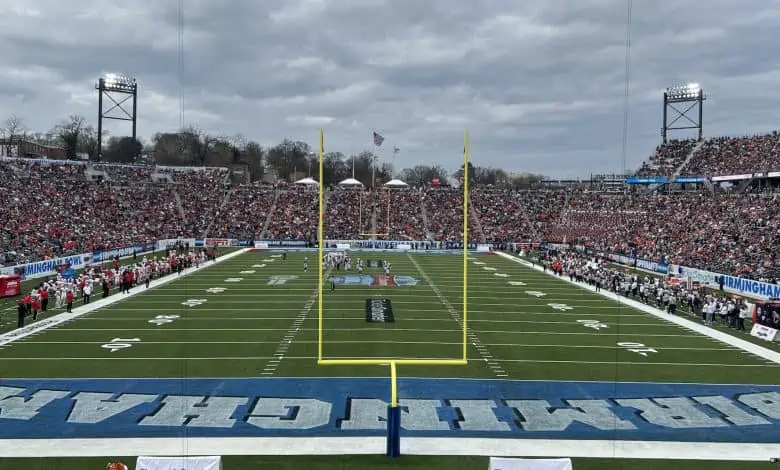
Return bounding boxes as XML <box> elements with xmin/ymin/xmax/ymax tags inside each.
<box><xmin>330</xmin><ymin>276</ymin><xmax>336</xmax><ymax>292</ymax></box>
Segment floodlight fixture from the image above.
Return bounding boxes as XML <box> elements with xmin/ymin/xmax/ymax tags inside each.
<box><xmin>662</xmin><ymin>82</ymin><xmax>706</xmax><ymax>143</ymax></box>
<box><xmin>95</xmin><ymin>72</ymin><xmax>138</xmax><ymax>162</ymax></box>
<box><xmin>100</xmin><ymin>73</ymin><xmax>137</xmax><ymax>92</ymax></box>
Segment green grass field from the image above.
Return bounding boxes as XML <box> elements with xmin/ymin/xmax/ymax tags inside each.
<box><xmin>1</xmin><ymin>249</ymin><xmax>778</xmax><ymax>470</ymax></box>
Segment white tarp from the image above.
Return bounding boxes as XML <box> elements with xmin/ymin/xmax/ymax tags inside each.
<box><xmin>489</xmin><ymin>457</ymin><xmax>573</xmax><ymax>470</ymax></box>
<box><xmin>294</xmin><ymin>177</ymin><xmax>319</xmax><ymax>185</ymax></box>
<box><xmin>136</xmin><ymin>456</ymin><xmax>222</xmax><ymax>470</ymax></box>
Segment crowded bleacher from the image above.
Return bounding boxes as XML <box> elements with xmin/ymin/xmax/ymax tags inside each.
<box><xmin>3</xmin><ymin>128</ymin><xmax>780</xmax><ymax>283</ymax></box>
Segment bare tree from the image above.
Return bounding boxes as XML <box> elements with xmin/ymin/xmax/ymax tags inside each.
<box><xmin>1</xmin><ymin>115</ymin><xmax>26</xmax><ymax>158</ymax></box>
<box><xmin>52</xmin><ymin>114</ymin><xmax>87</xmax><ymax>160</ymax></box>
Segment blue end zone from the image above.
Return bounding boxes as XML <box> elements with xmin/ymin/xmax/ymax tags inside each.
<box><xmin>1</xmin><ymin>378</ymin><xmax>778</xmax><ymax>443</ymax></box>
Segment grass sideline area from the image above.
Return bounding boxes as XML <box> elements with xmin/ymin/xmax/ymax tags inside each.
<box><xmin>600</xmin><ymin>257</ymin><xmax>780</xmax><ymax>354</ymax></box>
<box><xmin>0</xmin><ymin>247</ymin><xmax>239</xmax><ymax>334</ymax></box>
<box><xmin>0</xmin><ymin>249</ymin><xmax>778</xmax><ymax>469</ymax></box>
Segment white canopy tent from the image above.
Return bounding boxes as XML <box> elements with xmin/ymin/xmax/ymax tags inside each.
<box><xmin>294</xmin><ymin>177</ymin><xmax>319</xmax><ymax>185</ymax></box>
<box><xmin>384</xmin><ymin>179</ymin><xmax>408</xmax><ymax>187</ymax></box>
<box><xmin>338</xmin><ymin>178</ymin><xmax>363</xmax><ymax>186</ymax></box>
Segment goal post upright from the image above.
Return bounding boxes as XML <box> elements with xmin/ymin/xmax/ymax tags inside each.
<box><xmin>317</xmin><ymin>128</ymin><xmax>325</xmax><ymax>362</ymax></box>
<box><xmin>462</xmin><ymin>129</ymin><xmax>469</xmax><ymax>362</ymax></box>
<box><xmin>359</xmin><ymin>184</ymin><xmax>393</xmax><ymax>238</ymax></box>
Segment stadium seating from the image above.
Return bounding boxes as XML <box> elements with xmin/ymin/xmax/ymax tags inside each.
<box><xmin>635</xmin><ymin>139</ymin><xmax>697</xmax><ymax>177</ymax></box>
<box><xmin>375</xmin><ymin>189</ymin><xmax>427</xmax><ymax>240</ymax></box>
<box><xmin>264</xmin><ymin>187</ymin><xmax>318</xmax><ymax>241</ymax></box>
<box><xmin>680</xmin><ymin>132</ymin><xmax>780</xmax><ymax>176</ymax></box>
<box><xmin>208</xmin><ymin>184</ymin><xmax>276</xmax><ymax>240</ymax></box>
<box><xmin>1</xmin><ymin>158</ymin><xmax>778</xmax><ymax>282</ymax></box>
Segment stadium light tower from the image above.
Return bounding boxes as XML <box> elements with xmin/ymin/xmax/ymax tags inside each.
<box><xmin>96</xmin><ymin>73</ymin><xmax>138</xmax><ymax>161</ymax></box>
<box><xmin>662</xmin><ymin>83</ymin><xmax>706</xmax><ymax>143</ymax></box>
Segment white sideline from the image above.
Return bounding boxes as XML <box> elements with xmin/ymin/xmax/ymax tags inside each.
<box><xmin>0</xmin><ymin>437</ymin><xmax>778</xmax><ymax>461</ymax></box>
<box><xmin>0</xmin><ymin>248</ymin><xmax>250</xmax><ymax>347</ymax></box>
<box><xmin>496</xmin><ymin>251</ymin><xmax>780</xmax><ymax>364</ymax></box>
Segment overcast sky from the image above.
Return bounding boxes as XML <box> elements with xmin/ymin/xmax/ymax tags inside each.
<box><xmin>2</xmin><ymin>0</ymin><xmax>780</xmax><ymax>178</ymax></box>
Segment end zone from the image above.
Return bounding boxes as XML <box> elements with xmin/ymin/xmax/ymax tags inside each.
<box><xmin>0</xmin><ymin>377</ymin><xmax>778</xmax><ymax>459</ymax></box>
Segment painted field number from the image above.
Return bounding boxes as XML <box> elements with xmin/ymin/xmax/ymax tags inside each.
<box><xmin>526</xmin><ymin>291</ymin><xmax>546</xmax><ymax>297</ymax></box>
<box><xmin>547</xmin><ymin>303</ymin><xmax>573</xmax><ymax>311</ymax></box>
<box><xmin>148</xmin><ymin>314</ymin><xmax>180</xmax><ymax>326</ymax></box>
<box><xmin>181</xmin><ymin>299</ymin><xmax>207</xmax><ymax>307</ymax></box>
<box><xmin>101</xmin><ymin>337</ymin><xmax>141</xmax><ymax>353</ymax></box>
<box><xmin>617</xmin><ymin>342</ymin><xmax>658</xmax><ymax>357</ymax></box>
<box><xmin>268</xmin><ymin>275</ymin><xmax>298</xmax><ymax>285</ymax></box>
<box><xmin>577</xmin><ymin>319</ymin><xmax>608</xmax><ymax>330</ymax></box>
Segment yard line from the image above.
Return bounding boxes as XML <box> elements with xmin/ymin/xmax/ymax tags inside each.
<box><xmin>42</xmin><ymin>327</ymin><xmax>704</xmax><ymax>337</ymax></box>
<box><xmin>95</xmin><ymin>308</ymin><xmax>649</xmax><ymax>316</ymax></box>
<box><xmin>20</xmin><ymin>340</ymin><xmax>739</xmax><ymax>351</ymax></box>
<box><xmin>262</xmin><ymin>268</ymin><xmax>331</xmax><ymax>376</ymax></box>
<box><xmin>0</xmin><ymin>356</ymin><xmax>775</xmax><ymax>368</ymax></box>
<box><xmin>66</xmin><ymin>316</ymin><xmax>680</xmax><ymax>328</ymax></box>
<box><xmin>141</xmin><ymin>293</ymin><xmax>614</xmax><ymax>302</ymax></box>
<box><xmin>407</xmin><ymin>252</ymin><xmax>507</xmax><ymax>378</ymax></box>
<box><xmin>101</xmin><ymin>303</ymin><xmax>628</xmax><ymax>309</ymax></box>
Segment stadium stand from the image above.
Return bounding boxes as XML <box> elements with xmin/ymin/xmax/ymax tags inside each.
<box><xmin>375</xmin><ymin>188</ymin><xmax>427</xmax><ymax>241</ymax></box>
<box><xmin>264</xmin><ymin>187</ymin><xmax>318</xmax><ymax>241</ymax></box>
<box><xmin>680</xmin><ymin>132</ymin><xmax>780</xmax><ymax>176</ymax></box>
<box><xmin>324</xmin><ymin>187</ymin><xmax>372</xmax><ymax>239</ymax></box>
<box><xmin>1</xmin><ymin>157</ymin><xmax>779</xmax><ymax>281</ymax></box>
<box><xmin>423</xmin><ymin>188</ymin><xmax>481</xmax><ymax>242</ymax></box>
<box><xmin>635</xmin><ymin>139</ymin><xmax>697</xmax><ymax>177</ymax></box>
<box><xmin>208</xmin><ymin>184</ymin><xmax>276</xmax><ymax>240</ymax></box>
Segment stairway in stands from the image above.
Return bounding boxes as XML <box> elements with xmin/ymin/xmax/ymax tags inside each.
<box><xmin>172</xmin><ymin>189</ymin><xmax>187</xmax><ymax>221</ymax></box>
<box><xmin>673</xmin><ymin>140</ymin><xmax>705</xmax><ymax>177</ymax></box>
<box><xmin>259</xmin><ymin>190</ymin><xmax>280</xmax><ymax>240</ymax></box>
<box><xmin>419</xmin><ymin>194</ymin><xmax>433</xmax><ymax>240</ymax></box>
<box><xmin>203</xmin><ymin>187</ymin><xmax>234</xmax><ymax>238</ymax></box>
<box><xmin>469</xmin><ymin>192</ymin><xmax>487</xmax><ymax>243</ymax></box>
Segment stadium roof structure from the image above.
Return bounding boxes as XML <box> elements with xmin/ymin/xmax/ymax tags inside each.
<box><xmin>338</xmin><ymin>178</ymin><xmax>363</xmax><ymax>186</ymax></box>
<box><xmin>294</xmin><ymin>177</ymin><xmax>319</xmax><ymax>185</ymax></box>
<box><xmin>384</xmin><ymin>178</ymin><xmax>408</xmax><ymax>187</ymax></box>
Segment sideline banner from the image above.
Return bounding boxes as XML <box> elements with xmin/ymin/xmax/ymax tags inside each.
<box><xmin>5</xmin><ymin>254</ymin><xmax>85</xmax><ymax>281</ymax></box>
<box><xmin>750</xmin><ymin>324</ymin><xmax>779</xmax><ymax>342</ymax></box>
<box><xmin>489</xmin><ymin>457</ymin><xmax>572</xmax><ymax>470</ymax></box>
<box><xmin>136</xmin><ymin>456</ymin><xmax>221</xmax><ymax>470</ymax></box>
<box><xmin>671</xmin><ymin>264</ymin><xmax>780</xmax><ymax>300</ymax></box>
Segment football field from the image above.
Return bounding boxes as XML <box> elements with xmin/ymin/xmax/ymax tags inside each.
<box><xmin>1</xmin><ymin>250</ymin><xmax>777</xmax><ymax>381</ymax></box>
<box><xmin>1</xmin><ymin>249</ymin><xmax>779</xmax><ymax>469</ymax></box>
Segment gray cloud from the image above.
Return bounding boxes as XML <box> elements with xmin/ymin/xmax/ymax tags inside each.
<box><xmin>2</xmin><ymin>0</ymin><xmax>780</xmax><ymax>177</ymax></box>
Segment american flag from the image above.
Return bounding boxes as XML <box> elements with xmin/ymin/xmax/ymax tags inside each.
<box><xmin>393</xmin><ymin>146</ymin><xmax>399</xmax><ymax>154</ymax></box>
<box><xmin>373</xmin><ymin>132</ymin><xmax>385</xmax><ymax>147</ymax></box>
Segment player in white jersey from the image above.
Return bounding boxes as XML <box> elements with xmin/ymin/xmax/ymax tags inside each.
<box><xmin>304</xmin><ymin>257</ymin><xmax>308</xmax><ymax>273</ymax></box>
